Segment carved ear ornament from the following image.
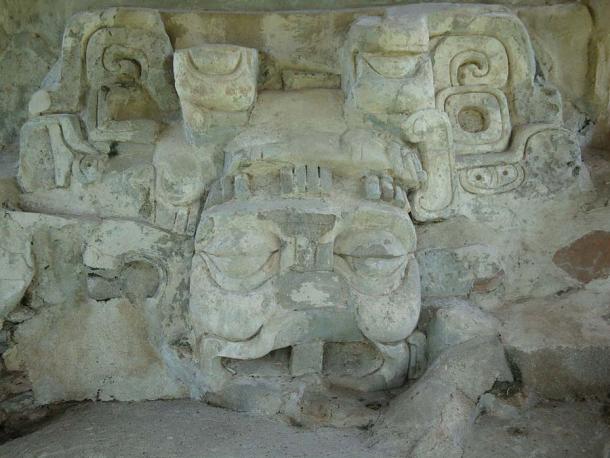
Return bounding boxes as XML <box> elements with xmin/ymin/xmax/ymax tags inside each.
<box><xmin>85</xmin><ymin>253</ymin><xmax>167</xmax><ymax>304</ymax></box>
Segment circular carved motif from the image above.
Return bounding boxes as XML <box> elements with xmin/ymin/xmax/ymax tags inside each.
<box><xmin>457</xmin><ymin>106</ymin><xmax>488</xmax><ymax>133</ymax></box>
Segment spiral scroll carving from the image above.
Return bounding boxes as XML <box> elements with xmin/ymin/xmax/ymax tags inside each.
<box><xmin>433</xmin><ymin>35</ymin><xmax>509</xmax><ymax>89</ymax></box>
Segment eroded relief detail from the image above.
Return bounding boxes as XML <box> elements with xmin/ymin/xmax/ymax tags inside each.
<box><xmin>187</xmin><ymin>86</ymin><xmax>423</xmax><ymax>397</ymax></box>
<box><xmin>174</xmin><ymin>45</ymin><xmax>258</xmax><ymax>136</ymax></box>
<box><xmin>7</xmin><ymin>4</ymin><xmax>587</xmax><ymax>418</ymax></box>
<box><xmin>84</xmin><ymin>24</ymin><xmax>177</xmax><ymax>145</ymax></box>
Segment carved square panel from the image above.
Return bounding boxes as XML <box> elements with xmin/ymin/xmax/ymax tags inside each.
<box><xmin>437</xmin><ymin>86</ymin><xmax>511</xmax><ymax>156</ymax></box>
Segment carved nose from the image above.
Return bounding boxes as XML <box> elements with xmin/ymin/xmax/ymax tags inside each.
<box><xmin>276</xmin><ymin>271</ymin><xmax>347</xmax><ymax>311</ymax></box>
<box><xmin>281</xmin><ymin>236</ymin><xmax>333</xmax><ymax>272</ymax></box>
<box><xmin>264</xmin><ymin>211</ymin><xmax>336</xmax><ymax>273</ymax></box>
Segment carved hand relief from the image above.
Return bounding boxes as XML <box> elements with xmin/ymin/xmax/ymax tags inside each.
<box><xmin>10</xmin><ymin>4</ymin><xmax>586</xmax><ymax>411</ymax></box>
<box><xmin>401</xmin><ymin>109</ymin><xmax>455</xmax><ymax>220</ymax></box>
<box><xmin>341</xmin><ymin>6</ymin><xmax>552</xmax><ymax>218</ymax></box>
<box><xmin>153</xmin><ymin>128</ymin><xmax>207</xmax><ymax>234</ymax></box>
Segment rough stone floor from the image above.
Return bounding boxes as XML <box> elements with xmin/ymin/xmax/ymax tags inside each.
<box><xmin>0</xmin><ymin>399</ymin><xmax>607</xmax><ymax>457</ymax></box>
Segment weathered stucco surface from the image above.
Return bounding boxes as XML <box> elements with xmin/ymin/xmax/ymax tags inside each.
<box><xmin>0</xmin><ymin>1</ymin><xmax>608</xmax><ymax>455</ymax></box>
<box><xmin>0</xmin><ymin>0</ymin><xmax>607</xmax><ymax>154</ymax></box>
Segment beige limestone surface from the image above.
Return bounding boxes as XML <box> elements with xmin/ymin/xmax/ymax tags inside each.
<box><xmin>0</xmin><ymin>1</ymin><xmax>608</xmax><ymax>455</ymax></box>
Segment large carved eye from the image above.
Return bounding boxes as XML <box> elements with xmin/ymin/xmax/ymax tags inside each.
<box><xmin>200</xmin><ymin>228</ymin><xmax>280</xmax><ymax>292</ymax></box>
<box><xmin>335</xmin><ymin>230</ymin><xmax>406</xmax><ymax>273</ymax></box>
<box><xmin>334</xmin><ymin>230</ymin><xmax>408</xmax><ymax>295</ymax></box>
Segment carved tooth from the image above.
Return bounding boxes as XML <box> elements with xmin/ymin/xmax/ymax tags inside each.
<box><xmin>234</xmin><ymin>174</ymin><xmax>251</xmax><ymax>199</ymax></box>
<box><xmin>186</xmin><ymin>200</ymin><xmax>201</xmax><ymax>235</ymax></box>
<box><xmin>220</xmin><ymin>175</ymin><xmax>234</xmax><ymax>201</ymax></box>
<box><xmin>280</xmin><ymin>167</ymin><xmax>294</xmax><ymax>194</ymax></box>
<box><xmin>394</xmin><ymin>185</ymin><xmax>408</xmax><ymax>209</ymax></box>
<box><xmin>319</xmin><ymin>167</ymin><xmax>332</xmax><ymax>192</ymax></box>
<box><xmin>294</xmin><ymin>165</ymin><xmax>307</xmax><ymax>193</ymax></box>
<box><xmin>306</xmin><ymin>164</ymin><xmax>320</xmax><ymax>193</ymax></box>
<box><xmin>381</xmin><ymin>175</ymin><xmax>394</xmax><ymax>201</ymax></box>
<box><xmin>407</xmin><ymin>331</ymin><xmax>427</xmax><ymax>380</ymax></box>
<box><xmin>173</xmin><ymin>207</ymin><xmax>189</xmax><ymax>233</ymax></box>
<box><xmin>315</xmin><ymin>243</ymin><xmax>334</xmax><ymax>271</ymax></box>
<box><xmin>364</xmin><ymin>175</ymin><xmax>381</xmax><ymax>200</ymax></box>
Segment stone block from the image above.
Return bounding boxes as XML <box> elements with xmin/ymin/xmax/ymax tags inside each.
<box><xmin>496</xmin><ymin>286</ymin><xmax>610</xmax><ymax>400</ymax></box>
<box><xmin>417</xmin><ymin>244</ymin><xmax>504</xmax><ymax>298</ymax></box>
<box><xmin>12</xmin><ymin>300</ymin><xmax>187</xmax><ymax>403</ymax></box>
<box><xmin>3</xmin><ymin>212</ymin><xmax>193</xmax><ymax>403</ymax></box>
<box><xmin>290</xmin><ymin>342</ymin><xmax>324</xmax><ymax>376</ymax></box>
<box><xmin>0</xmin><ymin>213</ymin><xmax>33</xmax><ymax>323</ymax></box>
<box><xmin>372</xmin><ymin>336</ymin><xmax>512</xmax><ymax>456</ymax></box>
<box><xmin>0</xmin><ymin>32</ymin><xmax>54</xmax><ymax>148</ymax></box>
<box><xmin>553</xmin><ymin>231</ymin><xmax>610</xmax><ymax>284</ymax></box>
<box><xmin>520</xmin><ymin>128</ymin><xmax>586</xmax><ymax>197</ymax></box>
<box><xmin>426</xmin><ymin>300</ymin><xmax>500</xmax><ymax>361</ymax></box>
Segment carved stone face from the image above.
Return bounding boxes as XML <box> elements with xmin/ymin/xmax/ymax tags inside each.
<box><xmin>9</xmin><ymin>3</ymin><xmax>588</xmax><ymax>420</ymax></box>
<box><xmin>178</xmin><ymin>77</ymin><xmax>426</xmax><ymax>393</ymax></box>
<box><xmin>181</xmin><ymin>87</ymin><xmax>422</xmax><ymax>396</ymax></box>
<box><xmin>191</xmin><ymin>193</ymin><xmax>418</xmax><ymax>336</ymax></box>
<box><xmin>190</xmin><ymin>188</ymin><xmax>421</xmax><ymax>392</ymax></box>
